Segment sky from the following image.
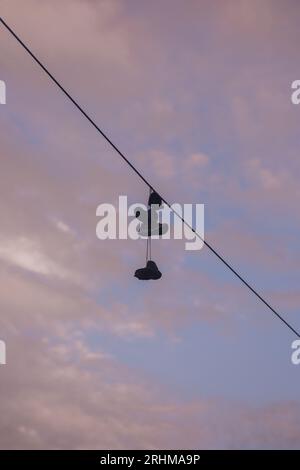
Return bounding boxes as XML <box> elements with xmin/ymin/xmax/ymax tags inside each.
<box><xmin>0</xmin><ymin>0</ymin><xmax>300</xmax><ymax>449</ymax></box>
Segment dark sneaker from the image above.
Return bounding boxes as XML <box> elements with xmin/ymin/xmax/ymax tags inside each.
<box><xmin>134</xmin><ymin>260</ymin><xmax>162</xmax><ymax>280</ymax></box>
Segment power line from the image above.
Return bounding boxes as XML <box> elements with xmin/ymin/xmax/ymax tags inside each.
<box><xmin>1</xmin><ymin>16</ymin><xmax>299</xmax><ymax>339</ymax></box>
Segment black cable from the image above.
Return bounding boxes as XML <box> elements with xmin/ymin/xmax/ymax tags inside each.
<box><xmin>1</xmin><ymin>16</ymin><xmax>299</xmax><ymax>339</ymax></box>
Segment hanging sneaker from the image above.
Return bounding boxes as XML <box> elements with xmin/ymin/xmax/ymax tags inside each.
<box><xmin>148</xmin><ymin>191</ymin><xmax>162</xmax><ymax>207</ymax></box>
<box><xmin>134</xmin><ymin>260</ymin><xmax>162</xmax><ymax>280</ymax></box>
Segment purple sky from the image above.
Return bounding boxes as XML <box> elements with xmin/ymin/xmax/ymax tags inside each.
<box><xmin>0</xmin><ymin>0</ymin><xmax>300</xmax><ymax>449</ymax></box>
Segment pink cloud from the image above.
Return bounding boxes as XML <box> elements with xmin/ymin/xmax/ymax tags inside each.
<box><xmin>0</xmin><ymin>0</ymin><xmax>300</xmax><ymax>450</ymax></box>
<box><xmin>0</xmin><ymin>333</ymin><xmax>299</xmax><ymax>449</ymax></box>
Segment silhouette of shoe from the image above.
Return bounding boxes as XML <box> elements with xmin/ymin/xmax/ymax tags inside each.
<box><xmin>148</xmin><ymin>191</ymin><xmax>162</xmax><ymax>207</ymax></box>
<box><xmin>134</xmin><ymin>260</ymin><xmax>162</xmax><ymax>280</ymax></box>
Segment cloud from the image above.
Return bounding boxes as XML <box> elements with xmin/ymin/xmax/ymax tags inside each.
<box><xmin>0</xmin><ymin>0</ymin><xmax>300</xmax><ymax>450</ymax></box>
<box><xmin>0</xmin><ymin>235</ymin><xmax>80</xmax><ymax>282</ymax></box>
<box><xmin>142</xmin><ymin>149</ymin><xmax>177</xmax><ymax>180</ymax></box>
<box><xmin>1</xmin><ymin>333</ymin><xmax>300</xmax><ymax>450</ymax></box>
<box><xmin>186</xmin><ymin>153</ymin><xmax>209</xmax><ymax>168</ymax></box>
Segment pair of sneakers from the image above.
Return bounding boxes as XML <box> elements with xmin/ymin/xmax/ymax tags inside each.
<box><xmin>134</xmin><ymin>191</ymin><xmax>163</xmax><ymax>281</ymax></box>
